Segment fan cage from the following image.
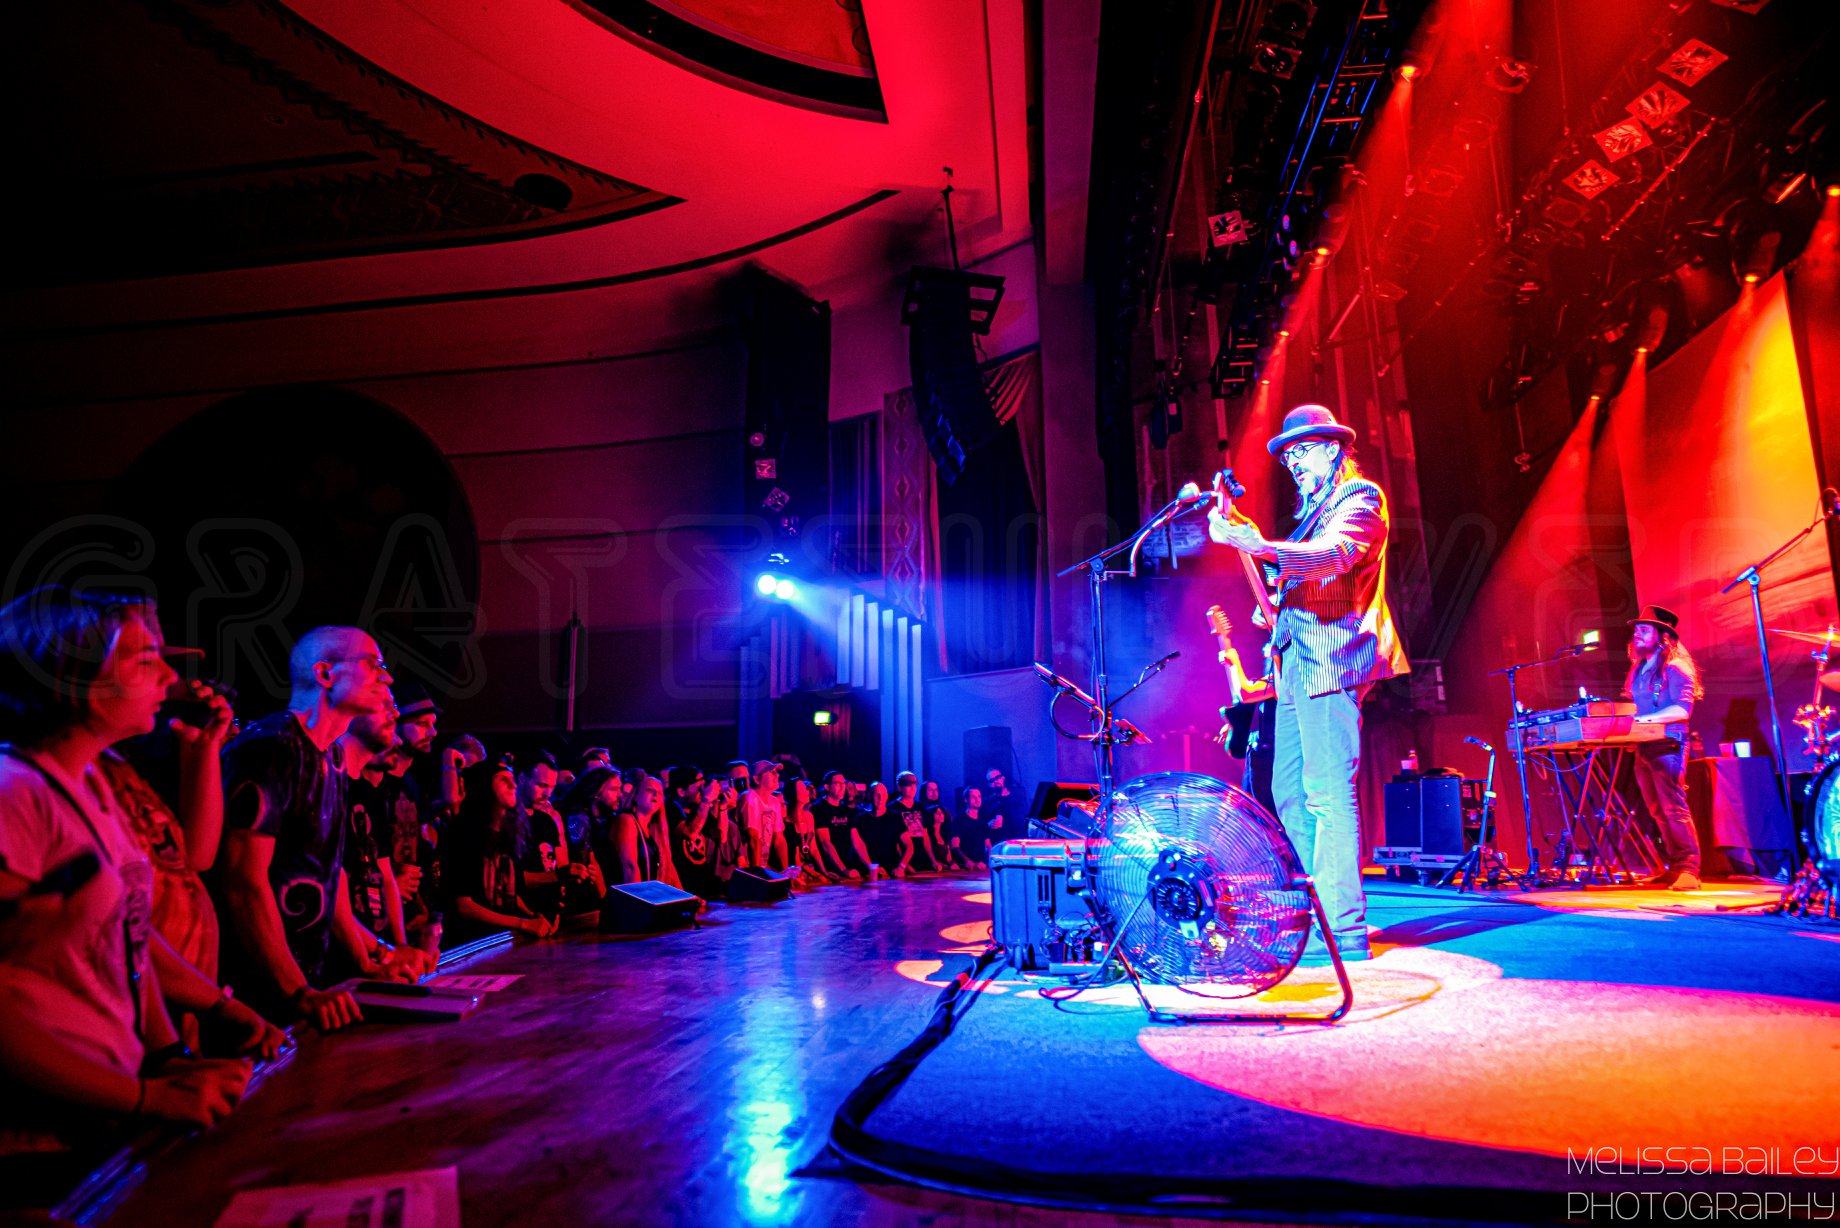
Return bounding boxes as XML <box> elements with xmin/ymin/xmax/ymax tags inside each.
<box><xmin>1088</xmin><ymin>772</ymin><xmax>1311</xmax><ymax>997</ymax></box>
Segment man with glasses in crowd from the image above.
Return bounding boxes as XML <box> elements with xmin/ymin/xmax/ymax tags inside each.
<box><xmin>1208</xmin><ymin>405</ymin><xmax>1408</xmax><ymax>965</ymax></box>
<box><xmin>218</xmin><ymin>629</ymin><xmax>431</xmax><ymax>1031</ymax></box>
<box><xmin>981</xmin><ymin>767</ymin><xmax>1024</xmax><ymax>850</ymax></box>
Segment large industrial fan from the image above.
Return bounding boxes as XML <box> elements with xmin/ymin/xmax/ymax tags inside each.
<box><xmin>997</xmin><ymin>772</ymin><xmax>1352</xmax><ymax>1023</ymax></box>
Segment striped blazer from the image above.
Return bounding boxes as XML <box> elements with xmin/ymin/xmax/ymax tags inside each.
<box><xmin>1265</xmin><ymin>475</ymin><xmax>1410</xmax><ymax>698</ymax></box>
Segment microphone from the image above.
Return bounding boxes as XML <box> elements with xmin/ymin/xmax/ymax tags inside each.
<box><xmin>1463</xmin><ymin>735</ymin><xmax>1494</xmax><ymax>752</ymax></box>
<box><xmin>1175</xmin><ymin>481</ymin><xmax>1207</xmax><ymax>502</ymax></box>
<box><xmin>1147</xmin><ymin>650</ymin><xmax>1181</xmax><ymax>671</ymax></box>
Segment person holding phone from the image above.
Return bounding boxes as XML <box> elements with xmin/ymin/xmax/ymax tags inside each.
<box><xmin>0</xmin><ymin>587</ymin><xmax>254</xmax><ymax>1172</ymax></box>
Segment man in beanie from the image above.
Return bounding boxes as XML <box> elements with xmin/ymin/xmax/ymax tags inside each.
<box><xmin>1208</xmin><ymin>404</ymin><xmax>1408</xmax><ymax>964</ymax></box>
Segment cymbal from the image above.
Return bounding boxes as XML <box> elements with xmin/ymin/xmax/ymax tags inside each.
<box><xmin>1824</xmin><ymin>671</ymin><xmax>1840</xmax><ymax>692</ymax></box>
<box><xmin>1770</xmin><ymin>626</ymin><xmax>1840</xmax><ymax>646</ymax></box>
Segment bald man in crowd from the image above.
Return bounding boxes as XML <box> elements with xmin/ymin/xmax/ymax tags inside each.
<box><xmin>217</xmin><ymin>628</ymin><xmax>430</xmax><ymax>1032</ymax></box>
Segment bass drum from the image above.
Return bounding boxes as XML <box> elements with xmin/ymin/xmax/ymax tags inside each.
<box><xmin>1801</xmin><ymin>756</ymin><xmax>1840</xmax><ymax>885</ymax></box>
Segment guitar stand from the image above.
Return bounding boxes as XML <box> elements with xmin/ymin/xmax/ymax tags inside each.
<box><xmin>1084</xmin><ymin>872</ymin><xmax>1353</xmax><ymax>1025</ymax></box>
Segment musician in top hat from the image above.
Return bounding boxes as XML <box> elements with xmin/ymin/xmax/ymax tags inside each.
<box><xmin>1625</xmin><ymin>604</ymin><xmax>1703</xmax><ymax>890</ymax></box>
<box><xmin>1207</xmin><ymin>404</ymin><xmax>1408</xmax><ymax>963</ymax></box>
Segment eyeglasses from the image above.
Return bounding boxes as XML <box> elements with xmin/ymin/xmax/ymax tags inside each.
<box><xmin>325</xmin><ymin>655</ymin><xmax>391</xmax><ymax>673</ymax></box>
<box><xmin>1279</xmin><ymin>440</ymin><xmax>1325</xmax><ymax>466</ymax></box>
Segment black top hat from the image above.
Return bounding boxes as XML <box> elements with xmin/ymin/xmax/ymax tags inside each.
<box><xmin>1628</xmin><ymin>604</ymin><xmax>1681</xmax><ymax>635</ymax></box>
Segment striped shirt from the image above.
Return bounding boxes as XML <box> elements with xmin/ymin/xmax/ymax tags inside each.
<box><xmin>1266</xmin><ymin>476</ymin><xmax>1410</xmax><ymax>698</ymax></box>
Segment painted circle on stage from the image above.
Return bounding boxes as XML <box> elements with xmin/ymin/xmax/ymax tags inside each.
<box><xmin>1136</xmin><ymin>949</ymin><xmax>1840</xmax><ymax>1157</ymax></box>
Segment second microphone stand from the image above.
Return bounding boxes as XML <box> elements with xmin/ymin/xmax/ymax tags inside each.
<box><xmin>1051</xmin><ymin>491</ymin><xmax>1200</xmax><ymax>796</ymax></box>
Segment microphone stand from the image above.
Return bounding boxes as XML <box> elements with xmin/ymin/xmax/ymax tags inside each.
<box><xmin>1056</xmin><ymin>494</ymin><xmax>1199</xmax><ymax>797</ymax></box>
<box><xmin>1719</xmin><ymin>497</ymin><xmax>1832</xmax><ymax>821</ymax></box>
<box><xmin>1490</xmin><ymin>644</ymin><xmax>1597</xmax><ymax>888</ymax></box>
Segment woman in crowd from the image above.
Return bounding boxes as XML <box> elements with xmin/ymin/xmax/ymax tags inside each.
<box><xmin>783</xmin><ymin>777</ymin><xmax>832</xmax><ymax>885</ymax></box>
<box><xmin>444</xmin><ymin>759</ymin><xmax>553</xmax><ymax>942</ymax></box>
<box><xmin>920</xmin><ymin>780</ymin><xmax>967</xmax><ymax>870</ymax></box>
<box><xmin>596</xmin><ymin>771</ymin><xmax>671</xmax><ymax>888</ymax></box>
<box><xmin>0</xmin><ymin>588</ymin><xmax>268</xmax><ymax>1185</ymax></box>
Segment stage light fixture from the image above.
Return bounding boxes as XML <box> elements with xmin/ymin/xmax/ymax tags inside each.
<box><xmin>1488</xmin><ymin>57</ymin><xmax>1536</xmax><ymax>94</ymax></box>
<box><xmin>755</xmin><ymin>573</ymin><xmax>781</xmax><ymax>596</ymax></box>
<box><xmin>774</xmin><ymin>579</ymin><xmax>798</xmax><ymax>601</ymax></box>
<box><xmin>812</xmin><ymin>710</ymin><xmax>835</xmax><ymax>727</ymax></box>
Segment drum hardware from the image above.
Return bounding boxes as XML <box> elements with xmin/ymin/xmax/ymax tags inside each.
<box><xmin>1773</xmin><ymin>626</ymin><xmax>1840</xmax><ymax>759</ymax></box>
<box><xmin>1723</xmin><ymin>491</ymin><xmax>1839</xmax><ymax>820</ymax></box>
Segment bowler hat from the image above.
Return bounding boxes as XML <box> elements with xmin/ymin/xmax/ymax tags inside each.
<box><xmin>1266</xmin><ymin>404</ymin><xmax>1357</xmax><ymax>456</ymax></box>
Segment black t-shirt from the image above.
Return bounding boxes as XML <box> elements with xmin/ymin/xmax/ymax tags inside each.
<box><xmin>220</xmin><ymin>711</ymin><xmax>348</xmax><ymax>989</ymax></box>
<box><xmin>811</xmin><ymin>800</ymin><xmax>856</xmax><ymax>841</ymax></box>
<box><xmin>520</xmin><ymin>806</ymin><xmax>570</xmax><ymax>875</ymax></box>
<box><xmin>343</xmin><ymin>774</ymin><xmax>390</xmax><ymax>936</ymax></box>
<box><xmin>665</xmin><ymin>797</ymin><xmax>717</xmax><ymax>883</ymax></box>
<box><xmin>984</xmin><ymin>788</ymin><xmax>1025</xmax><ymax>844</ymax></box>
<box><xmin>856</xmin><ymin>805</ymin><xmax>902</xmax><ymax>858</ymax></box>
<box><xmin>443</xmin><ymin>815</ymin><xmax>523</xmax><ymax>939</ymax></box>
<box><xmin>889</xmin><ymin>799</ymin><xmax>926</xmax><ymax>839</ymax></box>
<box><xmin>372</xmin><ymin>770</ymin><xmax>426</xmax><ymax>870</ymax></box>
<box><xmin>953</xmin><ymin>809</ymin><xmax>989</xmax><ymax>857</ymax></box>
<box><xmin>978</xmin><ymin>806</ymin><xmax>1023</xmax><ymax>854</ymax></box>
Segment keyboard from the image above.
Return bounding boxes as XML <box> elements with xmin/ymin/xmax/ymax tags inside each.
<box><xmin>1533</xmin><ymin>723</ymin><xmax>1668</xmax><ymax>753</ymax></box>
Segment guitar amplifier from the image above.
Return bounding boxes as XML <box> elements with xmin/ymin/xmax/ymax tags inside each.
<box><xmin>1382</xmin><ymin>774</ymin><xmax>1468</xmax><ymax>868</ymax></box>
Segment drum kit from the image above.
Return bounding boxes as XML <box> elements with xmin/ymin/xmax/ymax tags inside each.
<box><xmin>1766</xmin><ymin>625</ymin><xmax>1840</xmax><ymax>916</ymax></box>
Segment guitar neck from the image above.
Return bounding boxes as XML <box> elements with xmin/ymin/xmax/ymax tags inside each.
<box><xmin>1238</xmin><ymin>550</ymin><xmax>1277</xmax><ymax>626</ymax></box>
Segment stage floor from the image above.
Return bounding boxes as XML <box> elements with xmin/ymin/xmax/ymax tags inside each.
<box><xmin>106</xmin><ymin>873</ymin><xmax>1840</xmax><ymax>1226</ymax></box>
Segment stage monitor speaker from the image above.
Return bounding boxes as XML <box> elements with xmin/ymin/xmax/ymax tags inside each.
<box><xmin>600</xmin><ymin>881</ymin><xmax>701</xmax><ymax>934</ymax></box>
<box><xmin>1383</xmin><ymin>775</ymin><xmax>1466</xmax><ymax>858</ymax></box>
<box><xmin>727</xmin><ymin>866</ymin><xmax>794</xmax><ymax>904</ymax></box>
<box><xmin>964</xmin><ymin>725</ymin><xmax>1014</xmax><ymax>796</ymax></box>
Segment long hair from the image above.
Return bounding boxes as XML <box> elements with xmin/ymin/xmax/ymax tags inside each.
<box><xmin>1625</xmin><ymin>630</ymin><xmax>1704</xmax><ymax>704</ymax></box>
<box><xmin>0</xmin><ymin>586</ymin><xmax>158</xmax><ymax>748</ymax></box>
<box><xmin>1293</xmin><ymin>446</ymin><xmax>1367</xmax><ymax>520</ymax></box>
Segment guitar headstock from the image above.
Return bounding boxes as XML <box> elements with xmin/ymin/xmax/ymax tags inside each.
<box><xmin>1212</xmin><ymin>468</ymin><xmax>1246</xmax><ymax>500</ymax></box>
<box><xmin>1205</xmin><ymin>603</ymin><xmax>1233</xmax><ymax>636</ymax></box>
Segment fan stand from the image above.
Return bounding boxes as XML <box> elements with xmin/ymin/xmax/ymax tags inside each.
<box><xmin>1084</xmin><ymin>870</ymin><xmax>1354</xmax><ymax>1025</ymax></box>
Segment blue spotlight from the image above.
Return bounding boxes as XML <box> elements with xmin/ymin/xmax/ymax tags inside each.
<box><xmin>774</xmin><ymin>578</ymin><xmax>798</xmax><ymax>601</ymax></box>
<box><xmin>755</xmin><ymin>573</ymin><xmax>780</xmax><ymax>597</ymax></box>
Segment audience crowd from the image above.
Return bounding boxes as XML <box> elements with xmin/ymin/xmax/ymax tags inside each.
<box><xmin>0</xmin><ymin>586</ymin><xmax>1030</xmax><ymax>1199</ymax></box>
